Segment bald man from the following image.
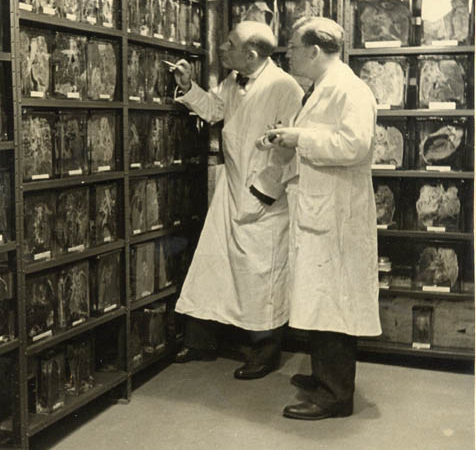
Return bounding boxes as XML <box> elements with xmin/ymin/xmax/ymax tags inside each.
<box><xmin>173</xmin><ymin>22</ymin><xmax>303</xmax><ymax>379</ymax></box>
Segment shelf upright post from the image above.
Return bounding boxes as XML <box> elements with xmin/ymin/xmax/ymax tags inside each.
<box><xmin>10</xmin><ymin>0</ymin><xmax>29</xmax><ymax>447</ymax></box>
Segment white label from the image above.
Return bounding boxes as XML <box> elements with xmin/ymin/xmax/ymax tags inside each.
<box><xmin>377</xmin><ymin>224</ymin><xmax>389</xmax><ymax>230</ymax></box>
<box><xmin>153</xmin><ymin>161</ymin><xmax>164</xmax><ymax>167</ymax></box>
<box><xmin>409</xmin><ymin>78</ymin><xmax>417</xmax><ymax>86</ymax></box>
<box><xmin>180</xmin><ymin>40</ymin><xmax>187</xmax><ymax>46</ymax></box>
<box><xmin>0</xmin><ymin>235</ymin><xmax>3</xmax><ymax>243</ymax></box>
<box><xmin>154</xmin><ymin>33</ymin><xmax>164</xmax><ymax>39</ymax></box>
<box><xmin>87</xmin><ymin>16</ymin><xmax>97</xmax><ymax>24</ymax></box>
<box><xmin>103</xmin><ymin>22</ymin><xmax>113</xmax><ymax>28</ymax></box>
<box><xmin>68</xmin><ymin>244</ymin><xmax>85</xmax><ymax>253</ymax></box>
<box><xmin>104</xmin><ymin>236</ymin><xmax>112</xmax><ymax>243</ymax></box>
<box><xmin>193</xmin><ymin>42</ymin><xmax>201</xmax><ymax>48</ymax></box>
<box><xmin>127</xmin><ymin>28</ymin><xmax>131</xmax><ymax>33</ymax></box>
<box><xmin>104</xmin><ymin>304</ymin><xmax>117</xmax><ymax>312</ymax></box>
<box><xmin>19</xmin><ymin>3</ymin><xmax>33</xmax><ymax>11</ymax></box>
<box><xmin>34</xmin><ymin>251</ymin><xmax>51</xmax><ymax>261</ymax></box>
<box><xmin>429</xmin><ymin>102</ymin><xmax>456</xmax><ymax>110</ymax></box>
<box><xmin>412</xmin><ymin>342</ymin><xmax>431</xmax><ymax>350</ymax></box>
<box><xmin>32</xmin><ymin>330</ymin><xmax>52</xmax><ymax>342</ymax></box>
<box><xmin>66</xmin><ymin>13</ymin><xmax>77</xmax><ymax>20</ymax></box>
<box><xmin>31</xmin><ymin>173</ymin><xmax>50</xmax><ymax>180</ymax></box>
<box><xmin>168</xmin><ymin>38</ymin><xmax>174</xmax><ymax>42</ymax></box>
<box><xmin>129</xmin><ymin>96</ymin><xmax>141</xmax><ymax>102</ymax></box>
<box><xmin>365</xmin><ymin>40</ymin><xmax>402</xmax><ymax>48</ymax></box>
<box><xmin>379</xmin><ymin>283</ymin><xmax>390</xmax><ymax>289</ymax></box>
<box><xmin>173</xmin><ymin>220</ymin><xmax>181</xmax><ymax>226</ymax></box>
<box><xmin>30</xmin><ymin>91</ymin><xmax>44</xmax><ymax>98</ymax></box>
<box><xmin>165</xmin><ymin>281</ymin><xmax>172</xmax><ymax>287</ymax></box>
<box><xmin>372</xmin><ymin>164</ymin><xmax>396</xmax><ymax>170</ymax></box>
<box><xmin>140</xmin><ymin>29</ymin><xmax>149</xmax><ymax>36</ymax></box>
<box><xmin>72</xmin><ymin>318</ymin><xmax>86</xmax><ymax>327</ymax></box>
<box><xmin>99</xmin><ymin>94</ymin><xmax>111</xmax><ymax>100</ymax></box>
<box><xmin>378</xmin><ymin>266</ymin><xmax>392</xmax><ymax>273</ymax></box>
<box><xmin>43</xmin><ymin>6</ymin><xmax>55</xmax><ymax>15</ymax></box>
<box><xmin>151</xmin><ymin>224</ymin><xmax>163</xmax><ymax>230</ymax></box>
<box><xmin>173</xmin><ymin>159</ymin><xmax>182</xmax><ymax>165</ymax></box>
<box><xmin>133</xmin><ymin>354</ymin><xmax>143</xmax><ymax>363</ymax></box>
<box><xmin>427</xmin><ymin>226</ymin><xmax>446</xmax><ymax>232</ymax></box>
<box><xmin>67</xmin><ymin>92</ymin><xmax>80</xmax><ymax>99</ymax></box>
<box><xmin>68</xmin><ymin>168</ymin><xmax>83</xmax><ymax>176</ymax></box>
<box><xmin>425</xmin><ymin>165</ymin><xmax>451</xmax><ymax>172</ymax></box>
<box><xmin>153</xmin><ymin>97</ymin><xmax>162</xmax><ymax>103</ymax></box>
<box><xmin>422</xmin><ymin>285</ymin><xmax>451</xmax><ymax>293</ymax></box>
<box><xmin>133</xmin><ymin>229</ymin><xmax>142</xmax><ymax>235</ymax></box>
<box><xmin>130</xmin><ymin>162</ymin><xmax>141</xmax><ymax>168</ymax></box>
<box><xmin>377</xmin><ymin>104</ymin><xmax>391</xmax><ymax>110</ymax></box>
<box><xmin>141</xmin><ymin>290</ymin><xmax>152</xmax><ymax>297</ymax></box>
<box><xmin>97</xmin><ymin>165</ymin><xmax>111</xmax><ymax>172</ymax></box>
<box><xmin>431</xmin><ymin>40</ymin><xmax>458</xmax><ymax>47</ymax></box>
<box><xmin>413</xmin><ymin>17</ymin><xmax>422</xmax><ymax>25</ymax></box>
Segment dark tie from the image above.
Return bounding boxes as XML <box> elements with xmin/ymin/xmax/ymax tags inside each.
<box><xmin>236</xmin><ymin>73</ymin><xmax>250</xmax><ymax>88</ymax></box>
<box><xmin>301</xmin><ymin>83</ymin><xmax>315</xmax><ymax>106</ymax></box>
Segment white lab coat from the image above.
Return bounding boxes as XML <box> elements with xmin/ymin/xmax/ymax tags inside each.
<box><xmin>285</xmin><ymin>60</ymin><xmax>382</xmax><ymax>336</ymax></box>
<box><xmin>175</xmin><ymin>59</ymin><xmax>303</xmax><ymax>331</ymax></box>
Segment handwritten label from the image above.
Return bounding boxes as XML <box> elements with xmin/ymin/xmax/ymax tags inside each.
<box><xmin>97</xmin><ymin>165</ymin><xmax>111</xmax><ymax>172</ymax></box>
<box><xmin>19</xmin><ymin>3</ymin><xmax>33</xmax><ymax>11</ymax></box>
<box><xmin>68</xmin><ymin>244</ymin><xmax>85</xmax><ymax>253</ymax></box>
<box><xmin>426</xmin><ymin>165</ymin><xmax>451</xmax><ymax>172</ymax></box>
<box><xmin>68</xmin><ymin>168</ymin><xmax>82</xmax><ymax>176</ymax></box>
<box><xmin>151</xmin><ymin>224</ymin><xmax>163</xmax><ymax>230</ymax></box>
<box><xmin>130</xmin><ymin>162</ymin><xmax>141</xmax><ymax>169</ymax></box>
<box><xmin>372</xmin><ymin>164</ymin><xmax>396</xmax><ymax>170</ymax></box>
<box><xmin>30</xmin><ymin>91</ymin><xmax>45</xmax><ymax>98</ymax></box>
<box><xmin>173</xmin><ymin>220</ymin><xmax>181</xmax><ymax>226</ymax></box>
<box><xmin>153</xmin><ymin>161</ymin><xmax>164</xmax><ymax>167</ymax></box>
<box><xmin>34</xmin><ymin>251</ymin><xmax>51</xmax><ymax>261</ymax></box>
<box><xmin>72</xmin><ymin>318</ymin><xmax>86</xmax><ymax>327</ymax></box>
<box><xmin>429</xmin><ymin>102</ymin><xmax>456</xmax><ymax>110</ymax></box>
<box><xmin>87</xmin><ymin>16</ymin><xmax>97</xmax><ymax>25</ymax></box>
<box><xmin>431</xmin><ymin>40</ymin><xmax>458</xmax><ymax>47</ymax></box>
<box><xmin>99</xmin><ymin>94</ymin><xmax>111</xmax><ymax>100</ymax></box>
<box><xmin>104</xmin><ymin>304</ymin><xmax>117</xmax><ymax>313</ymax></box>
<box><xmin>141</xmin><ymin>290</ymin><xmax>152</xmax><ymax>297</ymax></box>
<box><xmin>67</xmin><ymin>92</ymin><xmax>80</xmax><ymax>99</ymax></box>
<box><xmin>377</xmin><ymin>224</ymin><xmax>389</xmax><ymax>230</ymax></box>
<box><xmin>31</xmin><ymin>173</ymin><xmax>50</xmax><ymax>180</ymax></box>
<box><xmin>412</xmin><ymin>342</ymin><xmax>431</xmax><ymax>350</ymax></box>
<box><xmin>103</xmin><ymin>22</ymin><xmax>113</xmax><ymax>28</ymax></box>
<box><xmin>173</xmin><ymin>159</ymin><xmax>182</xmax><ymax>165</ymax></box>
<box><xmin>165</xmin><ymin>281</ymin><xmax>172</xmax><ymax>288</ymax></box>
<box><xmin>153</xmin><ymin>97</ymin><xmax>162</xmax><ymax>103</ymax></box>
<box><xmin>427</xmin><ymin>226</ymin><xmax>446</xmax><ymax>232</ymax></box>
<box><xmin>192</xmin><ymin>42</ymin><xmax>201</xmax><ymax>48</ymax></box>
<box><xmin>133</xmin><ymin>229</ymin><xmax>142</xmax><ymax>235</ymax></box>
<box><xmin>129</xmin><ymin>96</ymin><xmax>141</xmax><ymax>102</ymax></box>
<box><xmin>32</xmin><ymin>330</ymin><xmax>52</xmax><ymax>342</ymax></box>
<box><xmin>66</xmin><ymin>13</ymin><xmax>77</xmax><ymax>20</ymax></box>
<box><xmin>365</xmin><ymin>40</ymin><xmax>401</xmax><ymax>48</ymax></box>
<box><xmin>422</xmin><ymin>285</ymin><xmax>451</xmax><ymax>293</ymax></box>
<box><xmin>43</xmin><ymin>6</ymin><xmax>55</xmax><ymax>15</ymax></box>
<box><xmin>154</xmin><ymin>33</ymin><xmax>164</xmax><ymax>39</ymax></box>
<box><xmin>104</xmin><ymin>236</ymin><xmax>112</xmax><ymax>243</ymax></box>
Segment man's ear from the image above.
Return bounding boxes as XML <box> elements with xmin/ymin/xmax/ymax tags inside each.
<box><xmin>311</xmin><ymin>45</ymin><xmax>320</xmax><ymax>60</ymax></box>
<box><xmin>247</xmin><ymin>49</ymin><xmax>259</xmax><ymax>62</ymax></box>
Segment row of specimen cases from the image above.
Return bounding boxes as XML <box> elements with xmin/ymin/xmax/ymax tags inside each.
<box><xmin>21</xmin><ymin>108</ymin><xmax>204</xmax><ymax>182</ymax></box>
<box><xmin>377</xmin><ymin>237</ymin><xmax>474</xmax><ymax>293</ymax></box>
<box><xmin>371</xmin><ymin>116</ymin><xmax>474</xmax><ymax>171</ymax></box>
<box><xmin>0</xmin><ymin>62</ymin><xmax>12</xmax><ymax>141</ymax></box>
<box><xmin>127</xmin><ymin>46</ymin><xmax>202</xmax><ymax>104</ymax></box>
<box><xmin>350</xmin><ymin>0</ymin><xmax>474</xmax><ymax>49</ymax></box>
<box><xmin>128</xmin><ymin>0</ymin><xmax>203</xmax><ymax>48</ymax></box>
<box><xmin>350</xmin><ymin>54</ymin><xmax>474</xmax><ymax>110</ymax></box>
<box><xmin>0</xmin><ymin>253</ymin><xmax>15</xmax><ymax>344</ymax></box>
<box><xmin>26</xmin><ymin>233</ymin><xmax>191</xmax><ymax>343</ymax></box>
<box><xmin>374</xmin><ymin>177</ymin><xmax>473</xmax><ymax>233</ymax></box>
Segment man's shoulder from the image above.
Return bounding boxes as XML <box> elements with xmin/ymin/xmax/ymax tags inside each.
<box><xmin>263</xmin><ymin>64</ymin><xmax>302</xmax><ymax>91</ymax></box>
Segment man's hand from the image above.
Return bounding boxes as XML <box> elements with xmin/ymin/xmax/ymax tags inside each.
<box><xmin>174</xmin><ymin>59</ymin><xmax>193</xmax><ymax>93</ymax></box>
<box><xmin>267</xmin><ymin>127</ymin><xmax>301</xmax><ymax>149</ymax></box>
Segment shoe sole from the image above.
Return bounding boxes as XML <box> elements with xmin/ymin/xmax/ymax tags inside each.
<box><xmin>283</xmin><ymin>410</ymin><xmax>352</xmax><ymax>420</ymax></box>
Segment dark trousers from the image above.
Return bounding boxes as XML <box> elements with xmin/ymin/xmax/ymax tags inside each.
<box><xmin>308</xmin><ymin>330</ymin><xmax>357</xmax><ymax>406</ymax></box>
<box><xmin>183</xmin><ymin>316</ymin><xmax>283</xmax><ymax>365</ymax></box>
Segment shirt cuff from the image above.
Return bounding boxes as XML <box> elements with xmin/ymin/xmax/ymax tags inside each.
<box><xmin>174</xmin><ymin>81</ymin><xmax>203</xmax><ymax>105</ymax></box>
<box><xmin>249</xmin><ymin>185</ymin><xmax>275</xmax><ymax>205</ymax></box>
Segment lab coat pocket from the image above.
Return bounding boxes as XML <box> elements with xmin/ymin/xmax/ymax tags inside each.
<box><xmin>297</xmin><ymin>192</ymin><xmax>334</xmax><ymax>234</ymax></box>
<box><xmin>234</xmin><ymin>189</ymin><xmax>266</xmax><ymax>224</ymax></box>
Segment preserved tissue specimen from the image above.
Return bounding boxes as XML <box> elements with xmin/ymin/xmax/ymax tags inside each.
<box><xmin>416</xmin><ymin>184</ymin><xmax>461</xmax><ymax>229</ymax></box>
<box><xmin>374</xmin><ymin>184</ymin><xmax>396</xmax><ymax>226</ymax></box>
<box><xmin>417</xmin><ymin>246</ymin><xmax>459</xmax><ymax>288</ymax></box>
<box><xmin>372</xmin><ymin>122</ymin><xmax>404</xmax><ymax>167</ymax></box>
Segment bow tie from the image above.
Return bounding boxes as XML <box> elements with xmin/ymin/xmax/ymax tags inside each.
<box><xmin>301</xmin><ymin>83</ymin><xmax>315</xmax><ymax>106</ymax></box>
<box><xmin>236</xmin><ymin>73</ymin><xmax>250</xmax><ymax>88</ymax></box>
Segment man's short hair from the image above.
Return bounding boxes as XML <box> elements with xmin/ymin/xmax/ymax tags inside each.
<box><xmin>236</xmin><ymin>21</ymin><xmax>277</xmax><ymax>57</ymax></box>
<box><xmin>293</xmin><ymin>17</ymin><xmax>344</xmax><ymax>54</ymax></box>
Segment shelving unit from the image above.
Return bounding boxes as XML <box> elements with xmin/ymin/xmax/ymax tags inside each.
<box><xmin>344</xmin><ymin>0</ymin><xmax>475</xmax><ymax>362</ymax></box>
<box><xmin>0</xmin><ymin>1</ymin><xmax>209</xmax><ymax>448</ymax></box>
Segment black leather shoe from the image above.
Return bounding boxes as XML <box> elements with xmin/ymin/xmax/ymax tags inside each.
<box><xmin>234</xmin><ymin>359</ymin><xmax>280</xmax><ymax>380</ymax></box>
<box><xmin>290</xmin><ymin>374</ymin><xmax>319</xmax><ymax>390</ymax></box>
<box><xmin>174</xmin><ymin>347</ymin><xmax>217</xmax><ymax>363</ymax></box>
<box><xmin>283</xmin><ymin>400</ymin><xmax>353</xmax><ymax>420</ymax></box>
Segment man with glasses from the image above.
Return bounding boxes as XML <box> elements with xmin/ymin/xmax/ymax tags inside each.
<box><xmin>171</xmin><ymin>21</ymin><xmax>303</xmax><ymax>379</ymax></box>
<box><xmin>267</xmin><ymin>17</ymin><xmax>381</xmax><ymax>420</ymax></box>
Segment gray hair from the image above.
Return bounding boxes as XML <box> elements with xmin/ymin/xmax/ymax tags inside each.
<box><xmin>235</xmin><ymin>21</ymin><xmax>277</xmax><ymax>57</ymax></box>
<box><xmin>293</xmin><ymin>17</ymin><xmax>344</xmax><ymax>54</ymax></box>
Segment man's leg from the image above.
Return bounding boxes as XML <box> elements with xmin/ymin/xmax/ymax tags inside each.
<box><xmin>234</xmin><ymin>326</ymin><xmax>283</xmax><ymax>379</ymax></box>
<box><xmin>283</xmin><ymin>330</ymin><xmax>356</xmax><ymax>420</ymax></box>
<box><xmin>175</xmin><ymin>316</ymin><xmax>218</xmax><ymax>363</ymax></box>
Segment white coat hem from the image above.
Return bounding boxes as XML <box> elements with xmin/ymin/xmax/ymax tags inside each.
<box><xmin>288</xmin><ymin>322</ymin><xmax>382</xmax><ymax>337</ymax></box>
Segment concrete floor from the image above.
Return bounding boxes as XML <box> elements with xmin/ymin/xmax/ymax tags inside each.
<box><xmin>33</xmin><ymin>353</ymin><xmax>474</xmax><ymax>450</ymax></box>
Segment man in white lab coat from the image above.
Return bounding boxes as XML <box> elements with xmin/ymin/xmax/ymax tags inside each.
<box><xmin>268</xmin><ymin>17</ymin><xmax>382</xmax><ymax>419</ymax></box>
<box><xmin>172</xmin><ymin>21</ymin><xmax>303</xmax><ymax>379</ymax></box>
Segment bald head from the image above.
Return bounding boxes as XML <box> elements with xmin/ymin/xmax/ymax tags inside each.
<box><xmin>234</xmin><ymin>21</ymin><xmax>277</xmax><ymax>58</ymax></box>
<box><xmin>293</xmin><ymin>17</ymin><xmax>344</xmax><ymax>54</ymax></box>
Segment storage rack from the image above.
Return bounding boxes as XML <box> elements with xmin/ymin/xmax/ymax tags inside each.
<box><xmin>343</xmin><ymin>0</ymin><xmax>475</xmax><ymax>362</ymax></box>
<box><xmin>0</xmin><ymin>1</ymin><xmax>209</xmax><ymax>448</ymax></box>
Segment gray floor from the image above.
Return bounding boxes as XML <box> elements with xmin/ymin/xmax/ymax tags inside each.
<box><xmin>36</xmin><ymin>353</ymin><xmax>474</xmax><ymax>450</ymax></box>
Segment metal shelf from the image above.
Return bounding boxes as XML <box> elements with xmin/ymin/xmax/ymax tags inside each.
<box><xmin>127</xmin><ymin>33</ymin><xmax>206</xmax><ymax>55</ymax></box>
<box><xmin>127</xmin><ymin>102</ymin><xmax>187</xmax><ymax>111</ymax></box>
<box><xmin>21</xmin><ymin>98</ymin><xmax>123</xmax><ymax>109</ymax></box>
<box><xmin>131</xmin><ymin>345</ymin><xmax>174</xmax><ymax>375</ymax></box>
<box><xmin>377</xmin><ymin>109</ymin><xmax>474</xmax><ymax>117</ymax></box>
<box><xmin>0</xmin><ymin>339</ymin><xmax>19</xmax><ymax>356</ymax></box>
<box><xmin>372</xmin><ymin>169</ymin><xmax>474</xmax><ymax>179</ymax></box>
<box><xmin>130</xmin><ymin>226</ymin><xmax>183</xmax><ymax>245</ymax></box>
<box><xmin>358</xmin><ymin>339</ymin><xmax>474</xmax><ymax>361</ymax></box>
<box><xmin>23</xmin><ymin>171</ymin><xmax>124</xmax><ymax>192</ymax></box>
<box><xmin>27</xmin><ymin>371</ymin><xmax>128</xmax><ymax>437</ymax></box>
<box><xmin>0</xmin><ymin>52</ymin><xmax>11</xmax><ymax>61</ymax></box>
<box><xmin>378</xmin><ymin>229</ymin><xmax>473</xmax><ymax>241</ymax></box>
<box><xmin>0</xmin><ymin>241</ymin><xmax>16</xmax><ymax>254</ymax></box>
<box><xmin>24</xmin><ymin>240</ymin><xmax>125</xmax><ymax>274</ymax></box>
<box><xmin>26</xmin><ymin>307</ymin><xmax>126</xmax><ymax>356</ymax></box>
<box><xmin>130</xmin><ymin>286</ymin><xmax>178</xmax><ymax>311</ymax></box>
<box><xmin>349</xmin><ymin>45</ymin><xmax>475</xmax><ymax>56</ymax></box>
<box><xmin>19</xmin><ymin>10</ymin><xmax>123</xmax><ymax>38</ymax></box>
<box><xmin>128</xmin><ymin>165</ymin><xmax>186</xmax><ymax>177</ymax></box>
<box><xmin>379</xmin><ymin>288</ymin><xmax>474</xmax><ymax>301</ymax></box>
<box><xmin>0</xmin><ymin>141</ymin><xmax>14</xmax><ymax>151</ymax></box>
